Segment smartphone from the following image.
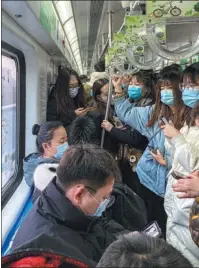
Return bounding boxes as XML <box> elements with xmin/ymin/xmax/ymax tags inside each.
<box><xmin>148</xmin><ymin>146</ymin><xmax>157</xmax><ymax>155</ymax></box>
<box><xmin>172</xmin><ymin>171</ymin><xmax>187</xmax><ymax>180</ymax></box>
<box><xmin>142</xmin><ymin>221</ymin><xmax>162</xmax><ymax>238</ymax></box>
<box><xmin>160</xmin><ymin>116</ymin><xmax>169</xmax><ymax>125</ymax></box>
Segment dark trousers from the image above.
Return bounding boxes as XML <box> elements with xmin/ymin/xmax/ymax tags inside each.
<box><xmin>119</xmin><ymin>160</ymin><xmax>167</xmax><ymax>237</ymax></box>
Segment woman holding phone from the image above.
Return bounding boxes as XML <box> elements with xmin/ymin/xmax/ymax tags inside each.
<box><xmin>162</xmin><ymin>63</ymin><xmax>199</xmax><ymax>266</ymax></box>
<box><xmin>47</xmin><ymin>68</ymin><xmax>87</xmax><ymax>129</ymax></box>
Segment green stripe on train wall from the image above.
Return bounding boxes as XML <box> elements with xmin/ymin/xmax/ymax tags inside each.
<box><xmin>39</xmin><ymin>1</ymin><xmax>65</xmax><ymax>54</ymax></box>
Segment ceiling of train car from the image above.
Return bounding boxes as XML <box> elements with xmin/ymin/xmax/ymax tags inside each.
<box><xmin>72</xmin><ymin>1</ymin><xmax>125</xmax><ymax>73</ymax></box>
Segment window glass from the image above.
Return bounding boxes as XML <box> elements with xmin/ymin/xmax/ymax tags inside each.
<box><xmin>1</xmin><ymin>54</ymin><xmax>17</xmax><ymax>187</ymax></box>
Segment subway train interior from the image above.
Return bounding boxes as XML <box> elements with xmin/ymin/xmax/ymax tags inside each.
<box><xmin>1</xmin><ymin>0</ymin><xmax>199</xmax><ymax>267</ymax></box>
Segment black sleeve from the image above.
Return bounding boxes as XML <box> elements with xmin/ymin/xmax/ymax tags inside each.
<box><xmin>47</xmin><ymin>96</ymin><xmax>76</xmax><ymax>128</ymax></box>
<box><xmin>109</xmin><ymin>127</ymin><xmax>148</xmax><ymax>150</ymax></box>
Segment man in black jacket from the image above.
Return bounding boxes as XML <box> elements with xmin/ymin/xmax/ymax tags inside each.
<box><xmin>11</xmin><ymin>144</ymin><xmax>125</xmax><ymax>266</ymax></box>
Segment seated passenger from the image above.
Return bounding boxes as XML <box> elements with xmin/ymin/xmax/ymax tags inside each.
<box><xmin>24</xmin><ymin>121</ymin><xmax>68</xmax><ymax>187</ymax></box>
<box><xmin>97</xmin><ymin>232</ymin><xmax>192</xmax><ymax>268</ymax></box>
<box><xmin>11</xmin><ymin>144</ymin><xmax>126</xmax><ymax>265</ymax></box>
<box><xmin>47</xmin><ymin>68</ymin><xmax>87</xmax><ymax>129</ymax></box>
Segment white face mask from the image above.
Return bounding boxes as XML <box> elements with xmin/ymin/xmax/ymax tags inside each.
<box><xmin>69</xmin><ymin>87</ymin><xmax>79</xmax><ymax>98</ymax></box>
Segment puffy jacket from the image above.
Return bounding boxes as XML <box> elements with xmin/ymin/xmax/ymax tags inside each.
<box><xmin>23</xmin><ymin>153</ymin><xmax>59</xmax><ymax>187</ymax></box>
<box><xmin>114</xmin><ymin>96</ymin><xmax>170</xmax><ymax>197</ymax></box>
<box><xmin>3</xmin><ymin>235</ymin><xmax>93</xmax><ymax>267</ymax></box>
<box><xmin>190</xmin><ymin>196</ymin><xmax>199</xmax><ymax>248</ymax></box>
<box><xmin>11</xmin><ymin>179</ymin><xmax>125</xmax><ymax>265</ymax></box>
<box><xmin>164</xmin><ymin>125</ymin><xmax>199</xmax><ymax>267</ymax></box>
<box><xmin>32</xmin><ymin>163</ymin><xmax>58</xmax><ymax>203</ymax></box>
<box><xmin>109</xmin><ymin>127</ymin><xmax>148</xmax><ymax>151</ymax></box>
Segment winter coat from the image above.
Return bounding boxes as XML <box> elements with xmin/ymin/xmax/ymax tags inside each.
<box><xmin>190</xmin><ymin>196</ymin><xmax>199</xmax><ymax>248</ymax></box>
<box><xmin>108</xmin><ymin>97</ymin><xmax>153</xmax><ymax>153</ymax></box>
<box><xmin>23</xmin><ymin>153</ymin><xmax>59</xmax><ymax>187</ymax></box>
<box><xmin>4</xmin><ymin>234</ymin><xmax>94</xmax><ymax>267</ymax></box>
<box><xmin>109</xmin><ymin>127</ymin><xmax>148</xmax><ymax>152</ymax></box>
<box><xmin>47</xmin><ymin>87</ymin><xmax>84</xmax><ymax>129</ymax></box>
<box><xmin>32</xmin><ymin>163</ymin><xmax>58</xmax><ymax>203</ymax></box>
<box><xmin>164</xmin><ymin>125</ymin><xmax>199</xmax><ymax>267</ymax></box>
<box><xmin>86</xmin><ymin>99</ymin><xmax>119</xmax><ymax>155</ymax></box>
<box><xmin>114</xmin><ymin>96</ymin><xmax>170</xmax><ymax>197</ymax></box>
<box><xmin>11</xmin><ymin>179</ymin><xmax>125</xmax><ymax>265</ymax></box>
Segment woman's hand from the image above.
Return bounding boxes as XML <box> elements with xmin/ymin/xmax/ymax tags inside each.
<box><xmin>75</xmin><ymin>108</ymin><xmax>87</xmax><ymax>117</ymax></box>
<box><xmin>151</xmin><ymin>149</ymin><xmax>166</xmax><ymax>166</ymax></box>
<box><xmin>161</xmin><ymin>124</ymin><xmax>180</xmax><ymax>139</ymax></box>
<box><xmin>112</xmin><ymin>76</ymin><xmax>123</xmax><ymax>93</ymax></box>
<box><xmin>101</xmin><ymin>120</ymin><xmax>114</xmax><ymax>132</ymax></box>
<box><xmin>172</xmin><ymin>170</ymin><xmax>199</xmax><ymax>198</ymax></box>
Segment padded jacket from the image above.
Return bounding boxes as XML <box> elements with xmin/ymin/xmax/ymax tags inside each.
<box><xmin>164</xmin><ymin>125</ymin><xmax>199</xmax><ymax>267</ymax></box>
<box><xmin>11</xmin><ymin>179</ymin><xmax>125</xmax><ymax>265</ymax></box>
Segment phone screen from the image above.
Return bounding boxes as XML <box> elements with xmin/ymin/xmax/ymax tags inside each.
<box><xmin>142</xmin><ymin>221</ymin><xmax>161</xmax><ymax>238</ymax></box>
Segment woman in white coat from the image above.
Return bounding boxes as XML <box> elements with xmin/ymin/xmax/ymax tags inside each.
<box><xmin>153</xmin><ymin>63</ymin><xmax>199</xmax><ymax>266</ymax></box>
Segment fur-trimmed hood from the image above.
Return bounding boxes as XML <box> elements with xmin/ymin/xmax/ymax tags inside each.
<box><xmin>34</xmin><ymin>163</ymin><xmax>58</xmax><ymax>191</ymax></box>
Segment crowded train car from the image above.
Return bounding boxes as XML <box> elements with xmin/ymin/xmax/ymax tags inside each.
<box><xmin>1</xmin><ymin>0</ymin><xmax>199</xmax><ymax>267</ymax></box>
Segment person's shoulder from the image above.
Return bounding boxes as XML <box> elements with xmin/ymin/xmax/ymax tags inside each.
<box><xmin>34</xmin><ymin>163</ymin><xmax>58</xmax><ymax>191</ymax></box>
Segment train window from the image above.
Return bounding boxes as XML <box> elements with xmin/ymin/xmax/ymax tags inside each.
<box><xmin>2</xmin><ymin>54</ymin><xmax>17</xmax><ymax>188</ymax></box>
<box><xmin>2</xmin><ymin>42</ymin><xmax>26</xmax><ymax>208</ymax></box>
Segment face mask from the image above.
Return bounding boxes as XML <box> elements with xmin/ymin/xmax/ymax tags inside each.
<box><xmin>122</xmin><ymin>84</ymin><xmax>126</xmax><ymax>89</ymax></box>
<box><xmin>69</xmin><ymin>87</ymin><xmax>79</xmax><ymax>98</ymax></box>
<box><xmin>182</xmin><ymin>89</ymin><xmax>199</xmax><ymax>108</ymax></box>
<box><xmin>101</xmin><ymin>95</ymin><xmax>108</xmax><ymax>103</ymax></box>
<box><xmin>128</xmin><ymin>85</ymin><xmax>142</xmax><ymax>101</ymax></box>
<box><xmin>161</xmin><ymin>89</ymin><xmax>175</xmax><ymax>106</ymax></box>
<box><xmin>90</xmin><ymin>196</ymin><xmax>115</xmax><ymax>217</ymax></box>
<box><xmin>54</xmin><ymin>142</ymin><xmax>69</xmax><ymax>159</ymax></box>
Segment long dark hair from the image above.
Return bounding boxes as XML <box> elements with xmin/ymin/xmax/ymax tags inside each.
<box><xmin>32</xmin><ymin>121</ymin><xmax>63</xmax><ymax>153</ymax></box>
<box><xmin>54</xmin><ymin>68</ymin><xmax>85</xmax><ymax>115</ymax></box>
<box><xmin>93</xmin><ymin>79</ymin><xmax>109</xmax><ymax>101</ymax></box>
<box><xmin>182</xmin><ymin>63</ymin><xmax>199</xmax><ymax>126</ymax></box>
<box><xmin>148</xmin><ymin>65</ymin><xmax>185</xmax><ymax>129</ymax></box>
<box><xmin>131</xmin><ymin>70</ymin><xmax>156</xmax><ymax>102</ymax></box>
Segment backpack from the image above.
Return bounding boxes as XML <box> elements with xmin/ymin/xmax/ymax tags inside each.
<box><xmin>106</xmin><ymin>183</ymin><xmax>148</xmax><ymax>231</ymax></box>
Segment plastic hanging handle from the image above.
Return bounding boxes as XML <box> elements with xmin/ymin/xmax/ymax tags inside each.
<box><xmin>146</xmin><ymin>22</ymin><xmax>199</xmax><ymax>60</ymax></box>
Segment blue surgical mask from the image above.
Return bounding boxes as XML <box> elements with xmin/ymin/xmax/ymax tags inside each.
<box><xmin>69</xmin><ymin>87</ymin><xmax>79</xmax><ymax>98</ymax></box>
<box><xmin>128</xmin><ymin>85</ymin><xmax>142</xmax><ymax>101</ymax></box>
<box><xmin>90</xmin><ymin>89</ymin><xmax>93</xmax><ymax>97</ymax></box>
<box><xmin>182</xmin><ymin>88</ymin><xmax>199</xmax><ymax>108</ymax></box>
<box><xmin>54</xmin><ymin>142</ymin><xmax>69</xmax><ymax>159</ymax></box>
<box><xmin>161</xmin><ymin>89</ymin><xmax>175</xmax><ymax>106</ymax></box>
<box><xmin>122</xmin><ymin>83</ymin><xmax>126</xmax><ymax>89</ymax></box>
<box><xmin>89</xmin><ymin>196</ymin><xmax>115</xmax><ymax>217</ymax></box>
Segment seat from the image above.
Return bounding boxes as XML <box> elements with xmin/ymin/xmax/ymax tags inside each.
<box><xmin>2</xmin><ymin>196</ymin><xmax>33</xmax><ymax>256</ymax></box>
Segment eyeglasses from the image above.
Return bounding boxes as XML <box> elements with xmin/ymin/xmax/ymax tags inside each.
<box><xmin>180</xmin><ymin>83</ymin><xmax>199</xmax><ymax>91</ymax></box>
<box><xmin>85</xmin><ymin>186</ymin><xmax>115</xmax><ymax>207</ymax></box>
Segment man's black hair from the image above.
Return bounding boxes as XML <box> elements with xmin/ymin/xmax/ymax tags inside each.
<box><xmin>94</xmin><ymin>60</ymin><xmax>106</xmax><ymax>72</ymax></box>
<box><xmin>97</xmin><ymin>233</ymin><xmax>193</xmax><ymax>268</ymax></box>
<box><xmin>57</xmin><ymin>144</ymin><xmax>121</xmax><ymax>190</ymax></box>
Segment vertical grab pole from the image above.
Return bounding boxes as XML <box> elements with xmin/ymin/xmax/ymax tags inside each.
<box><xmin>100</xmin><ymin>73</ymin><xmax>113</xmax><ymax>148</ymax></box>
<box><xmin>101</xmin><ymin>10</ymin><xmax>114</xmax><ymax>148</ymax></box>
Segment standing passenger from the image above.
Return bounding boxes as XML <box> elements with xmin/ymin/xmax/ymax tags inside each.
<box><xmin>112</xmin><ymin>65</ymin><xmax>185</xmax><ymax>234</ymax></box>
<box><xmin>47</xmin><ymin>68</ymin><xmax>87</xmax><ymax>129</ymax></box>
